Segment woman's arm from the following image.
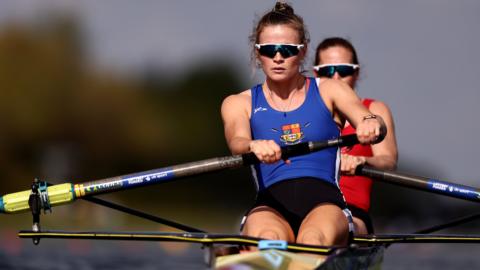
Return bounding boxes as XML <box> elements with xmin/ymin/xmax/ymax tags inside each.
<box><xmin>341</xmin><ymin>100</ymin><xmax>398</xmax><ymax>174</ymax></box>
<box><xmin>221</xmin><ymin>92</ymin><xmax>252</xmax><ymax>154</ymax></box>
<box><xmin>365</xmin><ymin>100</ymin><xmax>398</xmax><ymax>169</ymax></box>
<box><xmin>221</xmin><ymin>91</ymin><xmax>282</xmax><ymax>163</ymax></box>
<box><xmin>320</xmin><ymin>79</ymin><xmax>386</xmax><ymax>144</ymax></box>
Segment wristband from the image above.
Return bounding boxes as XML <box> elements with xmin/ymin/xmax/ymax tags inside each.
<box><xmin>362</xmin><ymin>114</ymin><xmax>377</xmax><ymax>121</ymax></box>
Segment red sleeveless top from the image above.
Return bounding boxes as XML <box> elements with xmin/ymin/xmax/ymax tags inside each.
<box><xmin>340</xmin><ymin>99</ymin><xmax>374</xmax><ymax>212</ymax></box>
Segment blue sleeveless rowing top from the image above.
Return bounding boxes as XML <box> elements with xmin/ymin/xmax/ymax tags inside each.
<box><xmin>250</xmin><ymin>77</ymin><xmax>340</xmax><ymax>190</ymax></box>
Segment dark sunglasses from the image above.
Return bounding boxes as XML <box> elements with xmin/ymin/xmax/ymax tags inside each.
<box><xmin>255</xmin><ymin>43</ymin><xmax>304</xmax><ymax>58</ymax></box>
<box><xmin>313</xmin><ymin>64</ymin><xmax>359</xmax><ymax>78</ymax></box>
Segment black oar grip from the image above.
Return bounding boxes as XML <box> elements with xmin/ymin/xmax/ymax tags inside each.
<box><xmin>355</xmin><ymin>165</ymin><xmax>369</xmax><ymax>176</ymax></box>
<box><xmin>281</xmin><ymin>142</ymin><xmax>311</xmax><ymax>160</ymax></box>
<box><xmin>241</xmin><ymin>152</ymin><xmax>260</xmax><ymax>165</ymax></box>
<box><xmin>375</xmin><ymin>123</ymin><xmax>387</xmax><ymax>144</ymax></box>
<box><xmin>241</xmin><ymin>134</ymin><xmax>360</xmax><ymax>166</ymax></box>
<box><xmin>337</xmin><ymin>134</ymin><xmax>359</xmax><ymax>147</ymax></box>
<box><xmin>240</xmin><ymin>142</ymin><xmax>310</xmax><ymax>165</ymax></box>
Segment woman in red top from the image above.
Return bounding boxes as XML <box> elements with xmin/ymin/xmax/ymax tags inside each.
<box><xmin>313</xmin><ymin>37</ymin><xmax>398</xmax><ymax>234</ymax></box>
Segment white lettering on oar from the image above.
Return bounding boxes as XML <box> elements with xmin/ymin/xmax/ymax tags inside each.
<box><xmin>125</xmin><ymin>171</ymin><xmax>170</xmax><ymax>185</ymax></box>
<box><xmin>432</xmin><ymin>182</ymin><xmax>448</xmax><ymax>191</ymax></box>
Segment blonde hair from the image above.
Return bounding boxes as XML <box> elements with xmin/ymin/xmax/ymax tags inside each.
<box><xmin>249</xmin><ymin>2</ymin><xmax>310</xmax><ymax>69</ymax></box>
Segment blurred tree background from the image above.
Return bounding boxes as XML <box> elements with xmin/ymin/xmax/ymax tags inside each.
<box><xmin>0</xmin><ymin>15</ymin><xmax>256</xmax><ymax>232</ymax></box>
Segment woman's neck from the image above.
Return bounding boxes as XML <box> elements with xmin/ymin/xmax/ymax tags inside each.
<box><xmin>265</xmin><ymin>74</ymin><xmax>306</xmax><ymax>99</ymax></box>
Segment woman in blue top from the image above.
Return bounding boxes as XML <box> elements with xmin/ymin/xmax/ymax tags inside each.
<box><xmin>221</xmin><ymin>2</ymin><xmax>385</xmax><ymax>247</ymax></box>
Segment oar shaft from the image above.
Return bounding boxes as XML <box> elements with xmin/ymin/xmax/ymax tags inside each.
<box><xmin>0</xmin><ymin>156</ymin><xmax>244</xmax><ymax>214</ymax></box>
<box><xmin>0</xmin><ymin>134</ymin><xmax>359</xmax><ymax>214</ymax></box>
<box><xmin>359</xmin><ymin>166</ymin><xmax>480</xmax><ymax>203</ymax></box>
<box><xmin>74</xmin><ymin>156</ymin><xmax>245</xmax><ymax>198</ymax></box>
<box><xmin>75</xmin><ymin>135</ymin><xmax>359</xmax><ymax>198</ymax></box>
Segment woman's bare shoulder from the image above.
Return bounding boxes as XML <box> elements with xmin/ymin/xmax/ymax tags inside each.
<box><xmin>369</xmin><ymin>99</ymin><xmax>393</xmax><ymax>116</ymax></box>
<box><xmin>222</xmin><ymin>89</ymin><xmax>251</xmax><ymax>106</ymax></box>
<box><xmin>221</xmin><ymin>89</ymin><xmax>252</xmax><ymax>116</ymax></box>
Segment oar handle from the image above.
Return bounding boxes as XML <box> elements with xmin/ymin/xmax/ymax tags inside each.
<box><xmin>241</xmin><ymin>134</ymin><xmax>359</xmax><ymax>165</ymax></box>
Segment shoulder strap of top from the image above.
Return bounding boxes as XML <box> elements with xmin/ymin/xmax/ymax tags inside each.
<box><xmin>362</xmin><ymin>98</ymin><xmax>375</xmax><ymax>108</ymax></box>
<box><xmin>250</xmin><ymin>83</ymin><xmax>262</xmax><ymax>112</ymax></box>
<box><xmin>305</xmin><ymin>77</ymin><xmax>311</xmax><ymax>92</ymax></box>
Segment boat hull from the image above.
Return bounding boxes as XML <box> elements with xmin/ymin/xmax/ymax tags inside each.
<box><xmin>214</xmin><ymin>246</ymin><xmax>385</xmax><ymax>270</ymax></box>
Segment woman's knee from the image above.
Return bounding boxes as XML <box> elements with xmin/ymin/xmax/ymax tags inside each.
<box><xmin>298</xmin><ymin>205</ymin><xmax>350</xmax><ymax>246</ymax></box>
<box><xmin>257</xmin><ymin>229</ymin><xmax>283</xmax><ymax>240</ymax></box>
<box><xmin>297</xmin><ymin>227</ymin><xmax>348</xmax><ymax>246</ymax></box>
<box><xmin>353</xmin><ymin>217</ymin><xmax>368</xmax><ymax>235</ymax></box>
<box><xmin>297</xmin><ymin>229</ymin><xmax>327</xmax><ymax>246</ymax></box>
<box><xmin>242</xmin><ymin>217</ymin><xmax>293</xmax><ymax>241</ymax></box>
<box><xmin>244</xmin><ymin>226</ymin><xmax>291</xmax><ymax>241</ymax></box>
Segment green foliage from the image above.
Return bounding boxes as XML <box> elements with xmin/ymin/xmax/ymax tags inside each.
<box><xmin>0</xmin><ymin>16</ymin><xmax>251</xmax><ymax>212</ymax></box>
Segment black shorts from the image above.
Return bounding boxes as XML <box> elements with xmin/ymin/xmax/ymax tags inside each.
<box><xmin>348</xmin><ymin>204</ymin><xmax>374</xmax><ymax>234</ymax></box>
<box><xmin>244</xmin><ymin>177</ymin><xmax>348</xmax><ymax>236</ymax></box>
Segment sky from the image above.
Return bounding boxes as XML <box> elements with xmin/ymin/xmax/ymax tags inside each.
<box><xmin>0</xmin><ymin>0</ymin><xmax>480</xmax><ymax>186</ymax></box>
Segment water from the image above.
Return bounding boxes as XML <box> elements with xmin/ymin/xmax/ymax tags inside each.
<box><xmin>0</xmin><ymin>240</ymin><xmax>207</xmax><ymax>270</ymax></box>
<box><xmin>1</xmin><ymin>238</ymin><xmax>480</xmax><ymax>270</ymax></box>
<box><xmin>382</xmin><ymin>244</ymin><xmax>480</xmax><ymax>269</ymax></box>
